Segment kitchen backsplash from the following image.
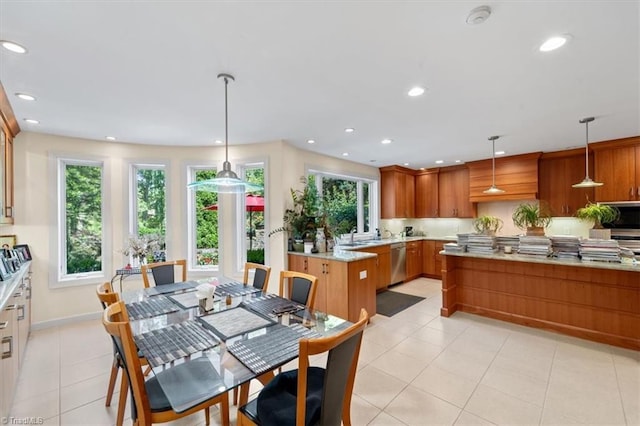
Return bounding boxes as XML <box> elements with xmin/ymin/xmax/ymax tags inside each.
<box><xmin>380</xmin><ymin>200</ymin><xmax>593</xmax><ymax>239</ymax></box>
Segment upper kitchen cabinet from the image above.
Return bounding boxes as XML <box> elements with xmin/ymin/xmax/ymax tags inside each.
<box><xmin>438</xmin><ymin>165</ymin><xmax>476</xmax><ymax>218</ymax></box>
<box><xmin>415</xmin><ymin>169</ymin><xmax>439</xmax><ymax>218</ymax></box>
<box><xmin>467</xmin><ymin>152</ymin><xmax>542</xmax><ymax>202</ymax></box>
<box><xmin>380</xmin><ymin>165</ymin><xmax>415</xmax><ymax>218</ymax></box>
<box><xmin>0</xmin><ymin>83</ymin><xmax>19</xmax><ymax>224</ymax></box>
<box><xmin>592</xmin><ymin>137</ymin><xmax>640</xmax><ymax>202</ymax></box>
<box><xmin>539</xmin><ymin>149</ymin><xmax>595</xmax><ymax>216</ymax></box>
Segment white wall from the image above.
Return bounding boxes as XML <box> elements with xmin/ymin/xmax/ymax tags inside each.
<box><xmin>9</xmin><ymin>132</ymin><xmax>379</xmax><ymax>325</ymax></box>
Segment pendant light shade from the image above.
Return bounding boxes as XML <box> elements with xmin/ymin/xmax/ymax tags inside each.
<box><xmin>572</xmin><ymin>117</ymin><xmax>603</xmax><ymax>188</ymax></box>
<box><xmin>187</xmin><ymin>73</ymin><xmax>263</xmax><ymax>194</ymax></box>
<box><xmin>483</xmin><ymin>135</ymin><xmax>505</xmax><ymax>194</ymax></box>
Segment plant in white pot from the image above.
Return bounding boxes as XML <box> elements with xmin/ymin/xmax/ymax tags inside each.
<box><xmin>512</xmin><ymin>202</ymin><xmax>552</xmax><ymax>236</ymax></box>
<box><xmin>575</xmin><ymin>202</ymin><xmax>620</xmax><ymax>240</ymax></box>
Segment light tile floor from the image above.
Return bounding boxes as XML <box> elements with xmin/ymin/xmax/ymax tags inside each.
<box><xmin>10</xmin><ymin>278</ymin><xmax>639</xmax><ymax>425</ymax></box>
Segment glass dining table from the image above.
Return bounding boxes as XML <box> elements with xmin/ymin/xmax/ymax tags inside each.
<box><xmin>120</xmin><ymin>276</ymin><xmax>352</xmax><ymax>413</ymax></box>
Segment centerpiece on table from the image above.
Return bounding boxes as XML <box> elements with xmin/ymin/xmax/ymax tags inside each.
<box><xmin>123</xmin><ymin>234</ymin><xmax>162</xmax><ymax>267</ymax></box>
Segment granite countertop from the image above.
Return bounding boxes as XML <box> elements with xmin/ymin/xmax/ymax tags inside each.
<box><xmin>0</xmin><ymin>262</ymin><xmax>31</xmax><ymax>311</ymax></box>
<box><xmin>288</xmin><ymin>250</ymin><xmax>376</xmax><ymax>262</ymax></box>
<box><xmin>441</xmin><ymin>250</ymin><xmax>640</xmax><ymax>272</ymax></box>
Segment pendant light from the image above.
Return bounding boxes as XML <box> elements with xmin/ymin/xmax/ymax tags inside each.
<box><xmin>483</xmin><ymin>135</ymin><xmax>505</xmax><ymax>194</ymax></box>
<box><xmin>187</xmin><ymin>73</ymin><xmax>263</xmax><ymax>194</ymax></box>
<box><xmin>572</xmin><ymin>117</ymin><xmax>603</xmax><ymax>188</ymax></box>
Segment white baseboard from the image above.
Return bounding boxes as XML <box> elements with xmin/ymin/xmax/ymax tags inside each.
<box><xmin>31</xmin><ymin>310</ymin><xmax>102</xmax><ymax>330</ymax></box>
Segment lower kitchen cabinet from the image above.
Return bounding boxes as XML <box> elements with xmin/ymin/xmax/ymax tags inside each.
<box><xmin>423</xmin><ymin>240</ymin><xmax>446</xmax><ymax>278</ymax></box>
<box><xmin>354</xmin><ymin>245</ymin><xmax>391</xmax><ymax>291</ymax></box>
<box><xmin>288</xmin><ymin>254</ymin><xmax>377</xmax><ymax>322</ymax></box>
<box><xmin>406</xmin><ymin>241</ymin><xmax>423</xmax><ymax>281</ymax></box>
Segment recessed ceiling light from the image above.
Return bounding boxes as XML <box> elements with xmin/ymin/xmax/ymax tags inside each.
<box><xmin>455</xmin><ymin>160</ymin><xmax>461</xmax><ymax>163</ymax></box>
<box><xmin>24</xmin><ymin>118</ymin><xmax>39</xmax><ymax>124</ymax></box>
<box><xmin>369</xmin><ymin>159</ymin><xmax>377</xmax><ymax>163</ymax></box>
<box><xmin>214</xmin><ymin>140</ymin><xmax>223</xmax><ymax>144</ymax></box>
<box><xmin>495</xmin><ymin>150</ymin><xmax>505</xmax><ymax>155</ymax></box>
<box><xmin>0</xmin><ymin>40</ymin><xmax>27</xmax><ymax>54</ymax></box>
<box><xmin>307</xmin><ymin>139</ymin><xmax>315</xmax><ymax>144</ymax></box>
<box><xmin>404</xmin><ymin>162</ymin><xmax>409</xmax><ymax>166</ymax></box>
<box><xmin>342</xmin><ymin>152</ymin><xmax>349</xmax><ymax>156</ymax></box>
<box><xmin>408</xmin><ymin>87</ymin><xmax>425</xmax><ymax>97</ymax></box>
<box><xmin>419</xmin><ymin>167</ymin><xmax>426</xmax><ymax>171</ymax></box>
<box><xmin>540</xmin><ymin>35</ymin><xmax>570</xmax><ymax>52</ymax></box>
<box><xmin>105</xmin><ymin>136</ymin><xmax>116</xmax><ymax>141</ymax></box>
<box><xmin>344</xmin><ymin>128</ymin><xmax>354</xmax><ymax>133</ymax></box>
<box><xmin>381</xmin><ymin>139</ymin><xmax>392</xmax><ymax>145</ymax></box>
<box><xmin>466</xmin><ymin>5</ymin><xmax>491</xmax><ymax>25</ymax></box>
<box><xmin>435</xmin><ymin>160</ymin><xmax>444</xmax><ymax>164</ymax></box>
<box><xmin>15</xmin><ymin>93</ymin><xmax>36</xmax><ymax>101</ymax></box>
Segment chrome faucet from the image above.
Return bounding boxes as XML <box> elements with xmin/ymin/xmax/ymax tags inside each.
<box><xmin>350</xmin><ymin>228</ymin><xmax>357</xmax><ymax>243</ymax></box>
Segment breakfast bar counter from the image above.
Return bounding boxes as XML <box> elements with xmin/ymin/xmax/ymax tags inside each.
<box><xmin>441</xmin><ymin>251</ymin><xmax>640</xmax><ymax>350</ymax></box>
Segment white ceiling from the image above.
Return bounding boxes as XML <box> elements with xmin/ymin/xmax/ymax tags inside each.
<box><xmin>1</xmin><ymin>1</ymin><xmax>638</xmax><ymax>169</ymax></box>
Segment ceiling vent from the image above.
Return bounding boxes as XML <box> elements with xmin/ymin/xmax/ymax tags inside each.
<box><xmin>466</xmin><ymin>6</ymin><xmax>491</xmax><ymax>25</ymax></box>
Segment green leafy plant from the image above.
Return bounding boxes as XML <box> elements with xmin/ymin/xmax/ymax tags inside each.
<box><xmin>473</xmin><ymin>215</ymin><xmax>503</xmax><ymax>235</ymax></box>
<box><xmin>575</xmin><ymin>202</ymin><xmax>620</xmax><ymax>229</ymax></box>
<box><xmin>269</xmin><ymin>176</ymin><xmax>322</xmax><ymax>241</ymax></box>
<box><xmin>512</xmin><ymin>202</ymin><xmax>552</xmax><ymax>231</ymax></box>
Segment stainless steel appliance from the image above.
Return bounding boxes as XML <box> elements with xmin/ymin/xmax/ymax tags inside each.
<box><xmin>602</xmin><ymin>202</ymin><xmax>640</xmax><ymax>254</ymax></box>
<box><xmin>390</xmin><ymin>242</ymin><xmax>406</xmax><ymax>285</ymax></box>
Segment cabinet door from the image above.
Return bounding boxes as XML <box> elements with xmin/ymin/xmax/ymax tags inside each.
<box><xmin>434</xmin><ymin>241</ymin><xmax>445</xmax><ymax>278</ymax></box>
<box><xmin>323</xmin><ymin>260</ymin><xmax>349</xmax><ymax>319</ymax></box>
<box><xmin>454</xmin><ymin>167</ymin><xmax>476</xmax><ymax>218</ymax></box>
<box><xmin>595</xmin><ymin>146</ymin><xmax>636</xmax><ymax>201</ymax></box>
<box><xmin>538</xmin><ymin>156</ymin><xmax>565</xmax><ymax>216</ymax></box>
<box><xmin>565</xmin><ymin>154</ymin><xmax>595</xmax><ymax>214</ymax></box>
<box><xmin>422</xmin><ymin>240</ymin><xmax>436</xmax><ymax>275</ymax></box>
<box><xmin>305</xmin><ymin>257</ymin><xmax>326</xmax><ymax>313</ymax></box>
<box><xmin>438</xmin><ymin>170</ymin><xmax>457</xmax><ymax>218</ymax></box>
<box><xmin>287</xmin><ymin>254</ymin><xmax>308</xmax><ymax>273</ymax></box>
<box><xmin>347</xmin><ymin>258</ymin><xmax>376</xmax><ymax>322</ymax></box>
<box><xmin>406</xmin><ymin>242</ymin><xmax>422</xmax><ymax>280</ymax></box>
<box><xmin>404</xmin><ymin>173</ymin><xmax>415</xmax><ymax>218</ymax></box>
<box><xmin>380</xmin><ymin>168</ymin><xmax>415</xmax><ymax>218</ymax></box>
<box><xmin>416</xmin><ymin>172</ymin><xmax>439</xmax><ymax>217</ymax></box>
<box><xmin>376</xmin><ymin>251</ymin><xmax>391</xmax><ymax>290</ymax></box>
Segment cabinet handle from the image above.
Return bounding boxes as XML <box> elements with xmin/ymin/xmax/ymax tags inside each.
<box><xmin>17</xmin><ymin>305</ymin><xmax>25</xmax><ymax>321</ymax></box>
<box><xmin>5</xmin><ymin>304</ymin><xmax>17</xmax><ymax>311</ymax></box>
<box><xmin>26</xmin><ymin>286</ymin><xmax>31</xmax><ymax>300</ymax></box>
<box><xmin>2</xmin><ymin>336</ymin><xmax>12</xmax><ymax>359</ymax></box>
<box><xmin>631</xmin><ymin>187</ymin><xmax>635</xmax><ymax>198</ymax></box>
<box><xmin>0</xmin><ymin>321</ymin><xmax>7</xmax><ymax>330</ymax></box>
<box><xmin>324</xmin><ymin>263</ymin><xmax>329</xmax><ymax>274</ymax></box>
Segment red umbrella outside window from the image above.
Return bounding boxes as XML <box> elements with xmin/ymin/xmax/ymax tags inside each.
<box><xmin>204</xmin><ymin>194</ymin><xmax>265</xmax><ymax>250</ymax></box>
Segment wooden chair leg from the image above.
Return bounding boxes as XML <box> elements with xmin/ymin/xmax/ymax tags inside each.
<box><xmin>105</xmin><ymin>358</ymin><xmax>119</xmax><ymax>407</ymax></box>
<box><xmin>220</xmin><ymin>393</ymin><xmax>230</xmax><ymax>426</ymax></box>
<box><xmin>116</xmin><ymin>372</ymin><xmax>128</xmax><ymax>426</ymax></box>
<box><xmin>204</xmin><ymin>407</ymin><xmax>210</xmax><ymax>426</ymax></box>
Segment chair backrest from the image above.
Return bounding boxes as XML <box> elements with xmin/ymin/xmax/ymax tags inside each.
<box><xmin>102</xmin><ymin>300</ymin><xmax>152</xmax><ymax>424</ymax></box>
<box><xmin>96</xmin><ymin>281</ymin><xmax>119</xmax><ymax>309</ymax></box>
<box><xmin>278</xmin><ymin>270</ymin><xmax>318</xmax><ymax>309</ymax></box>
<box><xmin>300</xmin><ymin>308</ymin><xmax>368</xmax><ymax>426</ymax></box>
<box><xmin>140</xmin><ymin>259</ymin><xmax>186</xmax><ymax>288</ymax></box>
<box><xmin>243</xmin><ymin>262</ymin><xmax>271</xmax><ymax>292</ymax></box>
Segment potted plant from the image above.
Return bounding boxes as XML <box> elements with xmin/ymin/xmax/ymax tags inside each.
<box><xmin>512</xmin><ymin>202</ymin><xmax>552</xmax><ymax>236</ymax></box>
<box><xmin>473</xmin><ymin>215</ymin><xmax>503</xmax><ymax>235</ymax></box>
<box><xmin>269</xmin><ymin>176</ymin><xmax>322</xmax><ymax>251</ymax></box>
<box><xmin>576</xmin><ymin>202</ymin><xmax>620</xmax><ymax>239</ymax></box>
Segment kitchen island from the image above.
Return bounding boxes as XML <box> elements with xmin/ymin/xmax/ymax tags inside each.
<box><xmin>441</xmin><ymin>251</ymin><xmax>640</xmax><ymax>350</ymax></box>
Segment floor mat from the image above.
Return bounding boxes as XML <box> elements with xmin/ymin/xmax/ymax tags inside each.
<box><xmin>376</xmin><ymin>290</ymin><xmax>425</xmax><ymax>317</ymax></box>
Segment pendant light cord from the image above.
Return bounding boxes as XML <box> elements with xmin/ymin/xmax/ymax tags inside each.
<box><xmin>583</xmin><ymin>119</ymin><xmax>589</xmax><ymax>179</ymax></box>
<box><xmin>224</xmin><ymin>75</ymin><xmax>229</xmax><ymax>164</ymax></box>
<box><xmin>491</xmin><ymin>138</ymin><xmax>497</xmax><ymax>186</ymax></box>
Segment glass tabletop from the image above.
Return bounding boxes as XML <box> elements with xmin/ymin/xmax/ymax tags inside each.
<box><xmin>121</xmin><ymin>276</ymin><xmax>351</xmax><ymax>413</ymax></box>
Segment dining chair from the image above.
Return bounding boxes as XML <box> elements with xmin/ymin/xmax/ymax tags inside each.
<box><xmin>243</xmin><ymin>262</ymin><xmax>271</xmax><ymax>292</ymax></box>
<box><xmin>96</xmin><ymin>282</ymin><xmax>139</xmax><ymax>426</ymax></box>
<box><xmin>140</xmin><ymin>259</ymin><xmax>186</xmax><ymax>288</ymax></box>
<box><xmin>102</xmin><ymin>300</ymin><xmax>230</xmax><ymax>426</ymax></box>
<box><xmin>278</xmin><ymin>270</ymin><xmax>318</xmax><ymax>309</ymax></box>
<box><xmin>237</xmin><ymin>308</ymin><xmax>369</xmax><ymax>426</ymax></box>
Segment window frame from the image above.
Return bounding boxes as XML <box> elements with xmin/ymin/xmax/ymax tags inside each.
<box><xmin>127</xmin><ymin>161</ymin><xmax>169</xmax><ymax>240</ymax></box>
<box><xmin>49</xmin><ymin>154</ymin><xmax>112</xmax><ymax>288</ymax></box>
<box><xmin>307</xmin><ymin>167</ymin><xmax>378</xmax><ymax>237</ymax></box>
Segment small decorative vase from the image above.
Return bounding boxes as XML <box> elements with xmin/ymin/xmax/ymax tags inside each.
<box><xmin>131</xmin><ymin>256</ymin><xmax>140</xmax><ymax>268</ymax></box>
<box><xmin>316</xmin><ymin>228</ymin><xmax>326</xmax><ymax>253</ymax></box>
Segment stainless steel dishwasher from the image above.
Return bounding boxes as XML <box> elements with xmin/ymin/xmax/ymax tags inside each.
<box><xmin>390</xmin><ymin>242</ymin><xmax>406</xmax><ymax>285</ymax></box>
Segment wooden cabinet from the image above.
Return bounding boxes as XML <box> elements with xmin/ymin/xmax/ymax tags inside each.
<box><xmin>0</xmin><ymin>83</ymin><xmax>19</xmax><ymax>224</ymax></box>
<box><xmin>438</xmin><ymin>166</ymin><xmax>476</xmax><ymax>218</ymax></box>
<box><xmin>593</xmin><ymin>138</ymin><xmax>640</xmax><ymax>202</ymax></box>
<box><xmin>380</xmin><ymin>166</ymin><xmax>415</xmax><ymax>218</ymax></box>
<box><xmin>288</xmin><ymin>254</ymin><xmax>376</xmax><ymax>322</ymax></box>
<box><xmin>355</xmin><ymin>245</ymin><xmax>391</xmax><ymax>291</ymax></box>
<box><xmin>423</xmin><ymin>240</ymin><xmax>445</xmax><ymax>278</ymax></box>
<box><xmin>406</xmin><ymin>241</ymin><xmax>422</xmax><ymax>281</ymax></box>
<box><xmin>415</xmin><ymin>169</ymin><xmax>439</xmax><ymax>218</ymax></box>
<box><xmin>467</xmin><ymin>152</ymin><xmax>542</xmax><ymax>202</ymax></box>
<box><xmin>539</xmin><ymin>149</ymin><xmax>595</xmax><ymax>216</ymax></box>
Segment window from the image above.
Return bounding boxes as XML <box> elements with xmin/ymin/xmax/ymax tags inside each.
<box><xmin>243</xmin><ymin>165</ymin><xmax>265</xmax><ymax>265</ymax></box>
<box><xmin>188</xmin><ymin>167</ymin><xmax>219</xmax><ymax>270</ymax></box>
<box><xmin>53</xmin><ymin>157</ymin><xmax>110</xmax><ymax>286</ymax></box>
<box><xmin>310</xmin><ymin>170</ymin><xmax>376</xmax><ymax>236</ymax></box>
<box><xmin>129</xmin><ymin>164</ymin><xmax>167</xmax><ymax>261</ymax></box>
